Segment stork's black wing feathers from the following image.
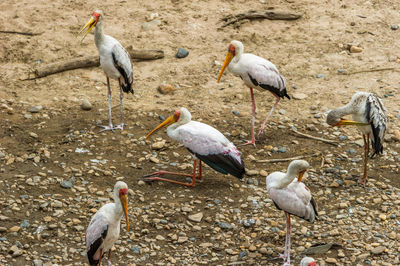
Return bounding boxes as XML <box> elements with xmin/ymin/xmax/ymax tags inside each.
<box><xmin>365</xmin><ymin>94</ymin><xmax>387</xmax><ymax>158</ymax></box>
<box><xmin>111</xmin><ymin>44</ymin><xmax>134</xmax><ymax>94</ymax></box>
<box><xmin>87</xmin><ymin>224</ymin><xmax>108</xmax><ymax>266</ymax></box>
<box><xmin>248</xmin><ymin>73</ymin><xmax>290</xmax><ymax>99</ymax></box>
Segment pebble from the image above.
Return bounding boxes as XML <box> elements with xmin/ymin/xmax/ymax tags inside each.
<box><xmin>61</xmin><ymin>180</ymin><xmax>73</xmax><ymax>189</ymax></box>
<box><xmin>349</xmin><ymin>45</ymin><xmax>363</xmax><ymax>53</ymax></box>
<box><xmin>9</xmin><ymin>226</ymin><xmax>20</xmax><ymax>232</ymax></box>
<box><xmin>81</xmin><ymin>99</ymin><xmax>92</xmax><ymax>111</ymax></box>
<box><xmin>188</xmin><ymin>212</ymin><xmax>203</xmax><ymax>223</ymax></box>
<box><xmin>292</xmin><ymin>93</ymin><xmax>307</xmax><ymax>100</ymax></box>
<box><xmin>158</xmin><ymin>84</ymin><xmax>175</xmax><ymax>95</ymax></box>
<box><xmin>176</xmin><ymin>48</ymin><xmax>189</xmax><ymax>58</ymax></box>
<box><xmin>28</xmin><ymin>105</ymin><xmax>43</xmax><ymax>113</ymax></box>
<box><xmin>371</xmin><ymin>246</ymin><xmax>385</xmax><ymax>254</ymax></box>
<box><xmin>33</xmin><ymin>259</ymin><xmax>43</xmax><ymax>266</ymax></box>
<box><xmin>326</xmin><ymin>257</ymin><xmax>337</xmax><ymax>264</ymax></box>
<box><xmin>218</xmin><ymin>222</ymin><xmax>234</xmax><ymax>230</ymax></box>
<box><xmin>391</xmin><ymin>25</ymin><xmax>399</xmax><ymax>30</ymax></box>
<box><xmin>277</xmin><ymin>146</ymin><xmax>288</xmax><ymax>153</ymax></box>
<box><xmin>152</xmin><ymin>140</ymin><xmax>166</xmax><ymax>150</ymax></box>
<box><xmin>316</xmin><ymin>74</ymin><xmax>325</xmax><ymax>78</ymax></box>
<box><xmin>141</xmin><ymin>19</ymin><xmax>161</xmax><ymax>30</ymax></box>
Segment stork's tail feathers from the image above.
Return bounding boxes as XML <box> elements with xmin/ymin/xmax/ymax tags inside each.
<box><xmin>370</xmin><ymin>139</ymin><xmax>383</xmax><ymax>158</ymax></box>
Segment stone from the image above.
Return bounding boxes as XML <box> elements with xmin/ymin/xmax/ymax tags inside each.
<box><xmin>152</xmin><ymin>140</ymin><xmax>166</xmax><ymax>150</ymax></box>
<box><xmin>391</xmin><ymin>25</ymin><xmax>399</xmax><ymax>30</ymax></box>
<box><xmin>29</xmin><ymin>132</ymin><xmax>38</xmax><ymax>138</ymax></box>
<box><xmin>371</xmin><ymin>246</ymin><xmax>385</xmax><ymax>254</ymax></box>
<box><xmin>177</xmin><ymin>236</ymin><xmax>188</xmax><ymax>243</ymax></box>
<box><xmin>156</xmin><ymin>235</ymin><xmax>165</xmax><ymax>241</ymax></box>
<box><xmin>20</xmin><ymin>220</ymin><xmax>30</xmax><ymax>229</ymax></box>
<box><xmin>61</xmin><ymin>180</ymin><xmax>73</xmax><ymax>189</ymax></box>
<box><xmin>28</xmin><ymin>105</ymin><xmax>43</xmax><ymax>113</ymax></box>
<box><xmin>9</xmin><ymin>226</ymin><xmax>20</xmax><ymax>232</ymax></box>
<box><xmin>158</xmin><ymin>84</ymin><xmax>175</xmax><ymax>94</ymax></box>
<box><xmin>326</xmin><ymin>257</ymin><xmax>337</xmax><ymax>264</ymax></box>
<box><xmin>33</xmin><ymin>259</ymin><xmax>43</xmax><ymax>266</ymax></box>
<box><xmin>188</xmin><ymin>212</ymin><xmax>203</xmax><ymax>223</ymax></box>
<box><xmin>176</xmin><ymin>48</ymin><xmax>189</xmax><ymax>58</ymax></box>
<box><xmin>349</xmin><ymin>45</ymin><xmax>363</xmax><ymax>53</ymax></box>
<box><xmin>292</xmin><ymin>93</ymin><xmax>307</xmax><ymax>100</ymax></box>
<box><xmin>81</xmin><ymin>99</ymin><xmax>92</xmax><ymax>111</ymax></box>
<box><xmin>218</xmin><ymin>222</ymin><xmax>234</xmax><ymax>230</ymax></box>
<box><xmin>246</xmin><ymin>169</ymin><xmax>259</xmax><ymax>176</ymax></box>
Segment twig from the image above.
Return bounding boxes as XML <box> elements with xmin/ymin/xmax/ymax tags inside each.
<box><xmin>291</xmin><ymin>130</ymin><xmax>339</xmax><ymax>146</ymax></box>
<box><xmin>341</xmin><ymin>67</ymin><xmax>396</xmax><ymax>75</ymax></box>
<box><xmin>0</xmin><ymin>30</ymin><xmax>42</xmax><ymax>36</ymax></box>
<box><xmin>28</xmin><ymin>47</ymin><xmax>164</xmax><ymax>79</ymax></box>
<box><xmin>219</xmin><ymin>9</ymin><xmax>301</xmax><ymax>29</ymax></box>
<box><xmin>256</xmin><ymin>153</ymin><xmax>319</xmax><ymax>163</ymax></box>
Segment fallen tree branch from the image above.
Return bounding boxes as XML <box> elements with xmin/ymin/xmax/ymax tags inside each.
<box><xmin>291</xmin><ymin>129</ymin><xmax>339</xmax><ymax>146</ymax></box>
<box><xmin>30</xmin><ymin>46</ymin><xmax>164</xmax><ymax>79</ymax></box>
<box><xmin>340</xmin><ymin>67</ymin><xmax>397</xmax><ymax>75</ymax></box>
<box><xmin>256</xmin><ymin>152</ymin><xmax>319</xmax><ymax>163</ymax></box>
<box><xmin>0</xmin><ymin>30</ymin><xmax>42</xmax><ymax>36</ymax></box>
<box><xmin>220</xmin><ymin>9</ymin><xmax>302</xmax><ymax>28</ymax></box>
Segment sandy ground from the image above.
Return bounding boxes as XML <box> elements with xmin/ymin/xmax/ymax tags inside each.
<box><xmin>0</xmin><ymin>0</ymin><xmax>400</xmax><ymax>265</ymax></box>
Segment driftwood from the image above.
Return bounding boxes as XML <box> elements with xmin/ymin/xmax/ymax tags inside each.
<box><xmin>31</xmin><ymin>46</ymin><xmax>164</xmax><ymax>79</ymax></box>
<box><xmin>256</xmin><ymin>152</ymin><xmax>319</xmax><ymax>163</ymax></box>
<box><xmin>340</xmin><ymin>67</ymin><xmax>397</xmax><ymax>75</ymax></box>
<box><xmin>0</xmin><ymin>30</ymin><xmax>42</xmax><ymax>36</ymax></box>
<box><xmin>220</xmin><ymin>9</ymin><xmax>302</xmax><ymax>28</ymax></box>
<box><xmin>291</xmin><ymin>129</ymin><xmax>339</xmax><ymax>146</ymax></box>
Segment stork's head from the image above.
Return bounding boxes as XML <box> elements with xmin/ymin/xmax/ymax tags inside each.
<box><xmin>300</xmin><ymin>256</ymin><xmax>317</xmax><ymax>266</ymax></box>
<box><xmin>146</xmin><ymin>107</ymin><xmax>191</xmax><ymax>139</ymax></box>
<box><xmin>288</xmin><ymin>160</ymin><xmax>309</xmax><ymax>182</ymax></box>
<box><xmin>326</xmin><ymin>109</ymin><xmax>369</xmax><ymax>127</ymax></box>
<box><xmin>114</xmin><ymin>181</ymin><xmax>129</xmax><ymax>231</ymax></box>
<box><xmin>79</xmin><ymin>10</ymin><xmax>104</xmax><ymax>41</ymax></box>
<box><xmin>217</xmin><ymin>40</ymin><xmax>244</xmax><ymax>83</ymax></box>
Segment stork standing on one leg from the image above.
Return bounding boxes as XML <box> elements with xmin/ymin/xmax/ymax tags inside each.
<box><xmin>144</xmin><ymin>107</ymin><xmax>245</xmax><ymax>187</ymax></box>
<box><xmin>217</xmin><ymin>40</ymin><xmax>290</xmax><ymax>146</ymax></box>
<box><xmin>86</xmin><ymin>181</ymin><xmax>129</xmax><ymax>266</ymax></box>
<box><xmin>266</xmin><ymin>160</ymin><xmax>318</xmax><ymax>266</ymax></box>
<box><xmin>79</xmin><ymin>10</ymin><xmax>134</xmax><ymax>132</ymax></box>
<box><xmin>326</xmin><ymin>91</ymin><xmax>387</xmax><ymax>185</ymax></box>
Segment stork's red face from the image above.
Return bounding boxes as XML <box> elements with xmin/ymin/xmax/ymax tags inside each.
<box><xmin>78</xmin><ymin>11</ymin><xmax>101</xmax><ymax>42</ymax></box>
<box><xmin>145</xmin><ymin>109</ymin><xmax>181</xmax><ymax>139</ymax></box>
<box><xmin>217</xmin><ymin>43</ymin><xmax>236</xmax><ymax>83</ymax></box>
<box><xmin>308</xmin><ymin>262</ymin><xmax>316</xmax><ymax>266</ymax></box>
<box><xmin>118</xmin><ymin>188</ymin><xmax>129</xmax><ymax>231</ymax></box>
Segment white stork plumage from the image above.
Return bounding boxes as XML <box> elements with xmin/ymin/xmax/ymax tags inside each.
<box><xmin>86</xmin><ymin>181</ymin><xmax>129</xmax><ymax>266</ymax></box>
<box><xmin>266</xmin><ymin>160</ymin><xmax>318</xmax><ymax>266</ymax></box>
<box><xmin>300</xmin><ymin>257</ymin><xmax>316</xmax><ymax>266</ymax></box>
<box><xmin>326</xmin><ymin>91</ymin><xmax>387</xmax><ymax>185</ymax></box>
<box><xmin>143</xmin><ymin>107</ymin><xmax>245</xmax><ymax>186</ymax></box>
<box><xmin>217</xmin><ymin>40</ymin><xmax>290</xmax><ymax>146</ymax></box>
<box><xmin>79</xmin><ymin>10</ymin><xmax>134</xmax><ymax>132</ymax></box>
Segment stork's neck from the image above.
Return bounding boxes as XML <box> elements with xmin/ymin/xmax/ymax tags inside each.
<box><xmin>94</xmin><ymin>20</ymin><xmax>105</xmax><ymax>49</ymax></box>
<box><xmin>331</xmin><ymin>104</ymin><xmax>353</xmax><ymax>120</ymax></box>
<box><xmin>112</xmin><ymin>193</ymin><xmax>124</xmax><ymax>220</ymax></box>
<box><xmin>232</xmin><ymin>46</ymin><xmax>243</xmax><ymax>64</ymax></box>
<box><xmin>272</xmin><ymin>169</ymin><xmax>298</xmax><ymax>189</ymax></box>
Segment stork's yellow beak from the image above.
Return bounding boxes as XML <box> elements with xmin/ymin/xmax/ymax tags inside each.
<box><xmin>298</xmin><ymin>169</ymin><xmax>307</xmax><ymax>182</ymax></box>
<box><xmin>79</xmin><ymin>17</ymin><xmax>97</xmax><ymax>42</ymax></box>
<box><xmin>333</xmin><ymin>119</ymin><xmax>370</xmax><ymax>127</ymax></box>
<box><xmin>146</xmin><ymin>115</ymin><xmax>176</xmax><ymax>139</ymax></box>
<box><xmin>217</xmin><ymin>51</ymin><xmax>234</xmax><ymax>83</ymax></box>
<box><xmin>119</xmin><ymin>194</ymin><xmax>129</xmax><ymax>231</ymax></box>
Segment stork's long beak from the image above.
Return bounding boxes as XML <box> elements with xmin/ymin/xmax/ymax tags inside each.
<box><xmin>146</xmin><ymin>115</ymin><xmax>176</xmax><ymax>139</ymax></box>
<box><xmin>217</xmin><ymin>51</ymin><xmax>234</xmax><ymax>83</ymax></box>
<box><xmin>119</xmin><ymin>194</ymin><xmax>129</xmax><ymax>231</ymax></box>
<box><xmin>298</xmin><ymin>169</ymin><xmax>307</xmax><ymax>182</ymax></box>
<box><xmin>79</xmin><ymin>17</ymin><xmax>97</xmax><ymax>42</ymax></box>
<box><xmin>333</xmin><ymin>118</ymin><xmax>370</xmax><ymax>127</ymax></box>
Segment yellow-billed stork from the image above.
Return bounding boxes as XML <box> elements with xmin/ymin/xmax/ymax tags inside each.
<box><xmin>326</xmin><ymin>91</ymin><xmax>387</xmax><ymax>185</ymax></box>
<box><xmin>86</xmin><ymin>181</ymin><xmax>129</xmax><ymax>265</ymax></box>
<box><xmin>266</xmin><ymin>160</ymin><xmax>318</xmax><ymax>266</ymax></box>
<box><xmin>79</xmin><ymin>10</ymin><xmax>134</xmax><ymax>132</ymax></box>
<box><xmin>217</xmin><ymin>40</ymin><xmax>290</xmax><ymax>146</ymax></box>
<box><xmin>144</xmin><ymin>107</ymin><xmax>245</xmax><ymax>187</ymax></box>
<box><xmin>300</xmin><ymin>257</ymin><xmax>316</xmax><ymax>266</ymax></box>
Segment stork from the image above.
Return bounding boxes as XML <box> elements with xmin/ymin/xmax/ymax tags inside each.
<box><xmin>266</xmin><ymin>160</ymin><xmax>318</xmax><ymax>266</ymax></box>
<box><xmin>86</xmin><ymin>181</ymin><xmax>129</xmax><ymax>265</ymax></box>
<box><xmin>217</xmin><ymin>40</ymin><xmax>290</xmax><ymax>146</ymax></box>
<box><xmin>326</xmin><ymin>91</ymin><xmax>387</xmax><ymax>185</ymax></box>
<box><xmin>79</xmin><ymin>10</ymin><xmax>134</xmax><ymax>132</ymax></box>
<box><xmin>143</xmin><ymin>107</ymin><xmax>245</xmax><ymax>186</ymax></box>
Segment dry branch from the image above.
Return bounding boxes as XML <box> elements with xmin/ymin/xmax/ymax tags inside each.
<box><xmin>0</xmin><ymin>30</ymin><xmax>42</xmax><ymax>36</ymax></box>
<box><xmin>291</xmin><ymin>130</ymin><xmax>339</xmax><ymax>146</ymax></box>
<box><xmin>256</xmin><ymin>153</ymin><xmax>319</xmax><ymax>163</ymax></box>
<box><xmin>220</xmin><ymin>9</ymin><xmax>302</xmax><ymax>28</ymax></box>
<box><xmin>340</xmin><ymin>67</ymin><xmax>397</xmax><ymax>75</ymax></box>
<box><xmin>31</xmin><ymin>47</ymin><xmax>164</xmax><ymax>79</ymax></box>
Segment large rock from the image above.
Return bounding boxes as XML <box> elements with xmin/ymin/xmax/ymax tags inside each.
<box><xmin>188</xmin><ymin>212</ymin><xmax>203</xmax><ymax>223</ymax></box>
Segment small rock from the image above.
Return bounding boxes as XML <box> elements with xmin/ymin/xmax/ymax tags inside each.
<box><xmin>29</xmin><ymin>132</ymin><xmax>38</xmax><ymax>138</ymax></box>
<box><xmin>149</xmin><ymin>157</ymin><xmax>160</xmax><ymax>163</ymax></box>
<box><xmin>326</xmin><ymin>257</ymin><xmax>337</xmax><ymax>264</ymax></box>
<box><xmin>371</xmin><ymin>246</ymin><xmax>385</xmax><ymax>255</ymax></box>
<box><xmin>292</xmin><ymin>93</ymin><xmax>307</xmax><ymax>100</ymax></box>
<box><xmin>246</xmin><ymin>169</ymin><xmax>259</xmax><ymax>176</ymax></box>
<box><xmin>81</xmin><ymin>99</ymin><xmax>92</xmax><ymax>111</ymax></box>
<box><xmin>316</xmin><ymin>74</ymin><xmax>325</xmax><ymax>78</ymax></box>
<box><xmin>141</xmin><ymin>19</ymin><xmax>161</xmax><ymax>31</ymax></box>
<box><xmin>277</xmin><ymin>146</ymin><xmax>287</xmax><ymax>153</ymax></box>
<box><xmin>61</xmin><ymin>180</ymin><xmax>73</xmax><ymax>189</ymax></box>
<box><xmin>378</xmin><ymin>214</ymin><xmax>386</xmax><ymax>221</ymax></box>
<box><xmin>20</xmin><ymin>220</ymin><xmax>30</xmax><ymax>229</ymax></box>
<box><xmin>33</xmin><ymin>259</ymin><xmax>43</xmax><ymax>266</ymax></box>
<box><xmin>156</xmin><ymin>235</ymin><xmax>165</xmax><ymax>241</ymax></box>
<box><xmin>158</xmin><ymin>84</ymin><xmax>175</xmax><ymax>95</ymax></box>
<box><xmin>28</xmin><ymin>105</ymin><xmax>43</xmax><ymax>113</ymax></box>
<box><xmin>188</xmin><ymin>212</ymin><xmax>203</xmax><ymax>223</ymax></box>
<box><xmin>349</xmin><ymin>45</ymin><xmax>363</xmax><ymax>53</ymax></box>
<box><xmin>178</xmin><ymin>236</ymin><xmax>188</xmax><ymax>243</ymax></box>
<box><xmin>391</xmin><ymin>25</ymin><xmax>399</xmax><ymax>30</ymax></box>
<box><xmin>176</xmin><ymin>48</ymin><xmax>189</xmax><ymax>58</ymax></box>
<box><xmin>152</xmin><ymin>140</ymin><xmax>166</xmax><ymax>150</ymax></box>
<box><xmin>9</xmin><ymin>226</ymin><xmax>20</xmax><ymax>232</ymax></box>
<box><xmin>218</xmin><ymin>222</ymin><xmax>234</xmax><ymax>230</ymax></box>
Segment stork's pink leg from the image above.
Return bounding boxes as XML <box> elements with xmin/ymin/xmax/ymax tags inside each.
<box><xmin>98</xmin><ymin>248</ymin><xmax>103</xmax><ymax>266</ymax></box>
<box><xmin>142</xmin><ymin>160</ymin><xmax>199</xmax><ymax>187</ymax></box>
<box><xmin>99</xmin><ymin>77</ymin><xmax>116</xmax><ymax>132</ymax></box>
<box><xmin>107</xmin><ymin>249</ymin><xmax>112</xmax><ymax>266</ymax></box>
<box><xmin>258</xmin><ymin>94</ymin><xmax>280</xmax><ymax>137</ymax></box>
<box><xmin>359</xmin><ymin>133</ymin><xmax>370</xmax><ymax>185</ymax></box>
<box><xmin>242</xmin><ymin>87</ymin><xmax>256</xmax><ymax>147</ymax></box>
<box><xmin>114</xmin><ymin>80</ymin><xmax>125</xmax><ymax>131</ymax></box>
<box><xmin>196</xmin><ymin>161</ymin><xmax>202</xmax><ymax>179</ymax></box>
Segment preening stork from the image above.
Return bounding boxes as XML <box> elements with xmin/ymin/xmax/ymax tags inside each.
<box><xmin>266</xmin><ymin>160</ymin><xmax>318</xmax><ymax>266</ymax></box>
<box><xmin>217</xmin><ymin>40</ymin><xmax>290</xmax><ymax>146</ymax></box>
<box><xmin>326</xmin><ymin>91</ymin><xmax>387</xmax><ymax>185</ymax></box>
<box><xmin>300</xmin><ymin>257</ymin><xmax>316</xmax><ymax>266</ymax></box>
<box><xmin>144</xmin><ymin>107</ymin><xmax>245</xmax><ymax>187</ymax></box>
<box><xmin>79</xmin><ymin>10</ymin><xmax>134</xmax><ymax>132</ymax></box>
<box><xmin>86</xmin><ymin>181</ymin><xmax>129</xmax><ymax>266</ymax></box>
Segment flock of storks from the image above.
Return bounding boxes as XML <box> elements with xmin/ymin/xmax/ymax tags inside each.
<box><xmin>78</xmin><ymin>10</ymin><xmax>388</xmax><ymax>266</ymax></box>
